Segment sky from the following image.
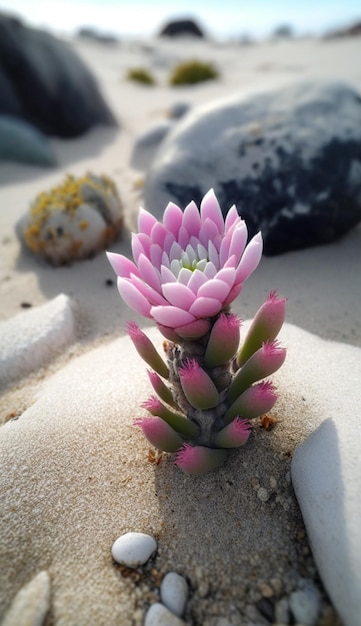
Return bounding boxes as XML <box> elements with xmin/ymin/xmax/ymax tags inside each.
<box><xmin>0</xmin><ymin>0</ymin><xmax>360</xmax><ymax>39</ymax></box>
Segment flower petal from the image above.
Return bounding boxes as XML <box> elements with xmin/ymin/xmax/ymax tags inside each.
<box><xmin>162</xmin><ymin>201</ymin><xmax>183</xmax><ymax>238</ymax></box>
<box><xmin>236</xmin><ymin>232</ymin><xmax>263</xmax><ymax>282</ymax></box>
<box><xmin>200</xmin><ymin>188</ymin><xmax>224</xmax><ymax>234</ymax></box>
<box><xmin>162</xmin><ymin>282</ymin><xmax>196</xmax><ymax>309</ymax></box>
<box><xmin>150</xmin><ymin>222</ymin><xmax>169</xmax><ymax>247</ymax></box>
<box><xmin>183</xmin><ymin>200</ymin><xmax>201</xmax><ymax>237</ymax></box>
<box><xmin>189</xmin><ymin>296</ymin><xmax>222</xmax><ymax>318</ymax></box>
<box><xmin>187</xmin><ymin>268</ymin><xmax>208</xmax><ymax>293</ymax></box>
<box><xmin>151</xmin><ymin>305</ymin><xmax>195</xmax><ymax>327</ymax></box>
<box><xmin>138</xmin><ymin>254</ymin><xmax>161</xmax><ymax>291</ymax></box>
<box><xmin>138</xmin><ymin>208</ymin><xmax>158</xmax><ymax>235</ymax></box>
<box><xmin>198</xmin><ymin>218</ymin><xmax>220</xmax><ymax>249</ymax></box>
<box><xmin>224</xmin><ymin>204</ymin><xmax>240</xmax><ymax>230</ymax></box>
<box><xmin>117</xmin><ymin>277</ymin><xmax>152</xmax><ymax>317</ymax></box>
<box><xmin>197</xmin><ymin>278</ymin><xmax>231</xmax><ymax>302</ymax></box>
<box><xmin>229</xmin><ymin>223</ymin><xmax>248</xmax><ymax>263</ymax></box>
<box><xmin>106</xmin><ymin>252</ymin><xmax>140</xmax><ymax>279</ymax></box>
<box><xmin>215</xmin><ymin>267</ymin><xmax>236</xmax><ymax>288</ymax></box>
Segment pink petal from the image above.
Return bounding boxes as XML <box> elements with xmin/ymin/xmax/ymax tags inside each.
<box><xmin>161</xmin><ymin>282</ymin><xmax>196</xmax><ymax>309</ymax></box>
<box><xmin>203</xmin><ymin>262</ymin><xmax>217</xmax><ymax>279</ymax></box>
<box><xmin>197</xmin><ymin>278</ymin><xmax>231</xmax><ymax>301</ymax></box>
<box><xmin>130</xmin><ymin>274</ymin><xmax>167</xmax><ymax>306</ymax></box>
<box><xmin>151</xmin><ymin>305</ymin><xmax>195</xmax><ymax>327</ymax></box>
<box><xmin>236</xmin><ymin>232</ymin><xmax>263</xmax><ymax>282</ymax></box>
<box><xmin>175</xmin><ymin>319</ymin><xmax>210</xmax><ymax>339</ymax></box>
<box><xmin>106</xmin><ymin>252</ymin><xmax>140</xmax><ymax>279</ymax></box>
<box><xmin>215</xmin><ymin>267</ymin><xmax>236</xmax><ymax>288</ymax></box>
<box><xmin>200</xmin><ymin>189</ymin><xmax>225</xmax><ymax>234</ymax></box>
<box><xmin>150</xmin><ymin>222</ymin><xmax>169</xmax><ymax>247</ymax></box>
<box><xmin>229</xmin><ymin>223</ymin><xmax>248</xmax><ymax>263</ymax></box>
<box><xmin>218</xmin><ymin>231</ymin><xmax>232</xmax><ymax>267</ymax></box>
<box><xmin>169</xmin><ymin>241</ymin><xmax>183</xmax><ymax>262</ymax></box>
<box><xmin>223</xmin><ymin>281</ymin><xmax>243</xmax><ymax>306</ymax></box>
<box><xmin>224</xmin><ymin>205</ymin><xmax>240</xmax><ymax>230</ymax></box>
<box><xmin>189</xmin><ymin>296</ymin><xmax>222</xmax><ymax>318</ymax></box>
<box><xmin>183</xmin><ymin>201</ymin><xmax>201</xmax><ymax>237</ymax></box>
<box><xmin>160</xmin><ymin>265</ymin><xmax>176</xmax><ymax>283</ymax></box>
<box><xmin>208</xmin><ymin>239</ymin><xmax>220</xmax><ymax>268</ymax></box>
<box><xmin>137</xmin><ymin>253</ymin><xmax>161</xmax><ymax>291</ymax></box>
<box><xmin>117</xmin><ymin>277</ymin><xmax>152</xmax><ymax>317</ymax></box>
<box><xmin>187</xmin><ymin>269</ymin><xmax>208</xmax><ymax>293</ymax></box>
<box><xmin>131</xmin><ymin>232</ymin><xmax>151</xmax><ymax>264</ymax></box>
<box><xmin>162</xmin><ymin>201</ymin><xmax>183</xmax><ymax>237</ymax></box>
<box><xmin>149</xmin><ymin>243</ymin><xmax>163</xmax><ymax>268</ymax></box>
<box><xmin>138</xmin><ymin>208</ymin><xmax>158</xmax><ymax>235</ymax></box>
<box><xmin>177</xmin><ymin>225</ymin><xmax>190</xmax><ymax>249</ymax></box>
<box><xmin>198</xmin><ymin>218</ymin><xmax>220</xmax><ymax>248</ymax></box>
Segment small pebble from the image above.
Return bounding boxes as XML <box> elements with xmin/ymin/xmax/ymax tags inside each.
<box><xmin>289</xmin><ymin>585</ymin><xmax>321</xmax><ymax>626</ymax></box>
<box><xmin>144</xmin><ymin>602</ymin><xmax>186</xmax><ymax>626</ymax></box>
<box><xmin>275</xmin><ymin>596</ymin><xmax>290</xmax><ymax>623</ymax></box>
<box><xmin>111</xmin><ymin>532</ymin><xmax>157</xmax><ymax>568</ymax></box>
<box><xmin>257</xmin><ymin>486</ymin><xmax>270</xmax><ymax>502</ymax></box>
<box><xmin>161</xmin><ymin>572</ymin><xmax>188</xmax><ymax>617</ymax></box>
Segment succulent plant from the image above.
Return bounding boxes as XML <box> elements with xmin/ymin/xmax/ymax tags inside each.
<box><xmin>21</xmin><ymin>173</ymin><xmax>123</xmax><ymax>265</ymax></box>
<box><xmin>126</xmin><ymin>67</ymin><xmax>156</xmax><ymax>85</ymax></box>
<box><xmin>107</xmin><ymin>189</ymin><xmax>286</xmax><ymax>474</ymax></box>
<box><xmin>169</xmin><ymin>60</ymin><xmax>219</xmax><ymax>85</ymax></box>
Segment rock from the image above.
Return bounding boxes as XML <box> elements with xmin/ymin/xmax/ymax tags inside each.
<box><xmin>289</xmin><ymin>582</ymin><xmax>321</xmax><ymax>625</ymax></box>
<box><xmin>275</xmin><ymin>596</ymin><xmax>290</xmax><ymax>623</ymax></box>
<box><xmin>1</xmin><ymin>571</ymin><xmax>50</xmax><ymax>626</ymax></box>
<box><xmin>158</xmin><ymin>19</ymin><xmax>204</xmax><ymax>38</ymax></box>
<box><xmin>144</xmin><ymin>603</ymin><xmax>186</xmax><ymax>626</ymax></box>
<box><xmin>144</xmin><ymin>80</ymin><xmax>361</xmax><ymax>255</ymax></box>
<box><xmin>76</xmin><ymin>27</ymin><xmax>118</xmax><ymax>44</ymax></box>
<box><xmin>131</xmin><ymin>120</ymin><xmax>174</xmax><ymax>170</ymax></box>
<box><xmin>18</xmin><ymin>173</ymin><xmax>123</xmax><ymax>265</ymax></box>
<box><xmin>0</xmin><ymin>294</ymin><xmax>75</xmax><ymax>388</ymax></box>
<box><xmin>111</xmin><ymin>532</ymin><xmax>157</xmax><ymax>568</ymax></box>
<box><xmin>292</xmin><ymin>416</ymin><xmax>361</xmax><ymax>626</ymax></box>
<box><xmin>0</xmin><ymin>13</ymin><xmax>117</xmax><ymax>138</ymax></box>
<box><xmin>160</xmin><ymin>572</ymin><xmax>188</xmax><ymax>617</ymax></box>
<box><xmin>0</xmin><ymin>115</ymin><xmax>56</xmax><ymax>167</ymax></box>
<box><xmin>168</xmin><ymin>102</ymin><xmax>191</xmax><ymax>120</ymax></box>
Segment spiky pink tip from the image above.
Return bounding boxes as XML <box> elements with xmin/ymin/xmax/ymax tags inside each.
<box><xmin>134</xmin><ymin>417</ymin><xmax>183</xmax><ymax>452</ymax></box>
<box><xmin>126</xmin><ymin>320</ymin><xmax>142</xmax><ymax>341</ymax></box>
<box><xmin>175</xmin><ymin>444</ymin><xmax>227</xmax><ymax>475</ymax></box>
<box><xmin>141</xmin><ymin>395</ymin><xmax>161</xmax><ymax>413</ymax></box>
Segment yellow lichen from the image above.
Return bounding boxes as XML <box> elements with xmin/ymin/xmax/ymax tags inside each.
<box><xmin>78</xmin><ymin>219</ymin><xmax>89</xmax><ymax>230</ymax></box>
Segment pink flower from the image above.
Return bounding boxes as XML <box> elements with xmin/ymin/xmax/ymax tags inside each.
<box><xmin>107</xmin><ymin>189</ymin><xmax>262</xmax><ymax>338</ymax></box>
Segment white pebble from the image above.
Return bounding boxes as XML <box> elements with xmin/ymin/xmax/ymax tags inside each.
<box><xmin>257</xmin><ymin>487</ymin><xmax>270</xmax><ymax>502</ymax></box>
<box><xmin>1</xmin><ymin>571</ymin><xmax>50</xmax><ymax>626</ymax></box>
<box><xmin>160</xmin><ymin>572</ymin><xmax>188</xmax><ymax>617</ymax></box>
<box><xmin>144</xmin><ymin>603</ymin><xmax>186</xmax><ymax>626</ymax></box>
<box><xmin>111</xmin><ymin>532</ymin><xmax>157</xmax><ymax>568</ymax></box>
<box><xmin>289</xmin><ymin>586</ymin><xmax>321</xmax><ymax>626</ymax></box>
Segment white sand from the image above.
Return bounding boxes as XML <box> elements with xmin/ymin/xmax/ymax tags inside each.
<box><xmin>1</xmin><ymin>33</ymin><xmax>361</xmax><ymax>625</ymax></box>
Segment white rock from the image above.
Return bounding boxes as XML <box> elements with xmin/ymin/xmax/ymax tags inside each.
<box><xmin>0</xmin><ymin>294</ymin><xmax>75</xmax><ymax>388</ymax></box>
<box><xmin>144</xmin><ymin>603</ymin><xmax>186</xmax><ymax>626</ymax></box>
<box><xmin>1</xmin><ymin>571</ymin><xmax>50</xmax><ymax>626</ymax></box>
<box><xmin>292</xmin><ymin>413</ymin><xmax>361</xmax><ymax>626</ymax></box>
<box><xmin>160</xmin><ymin>572</ymin><xmax>188</xmax><ymax>617</ymax></box>
<box><xmin>111</xmin><ymin>532</ymin><xmax>157</xmax><ymax>568</ymax></box>
<box><xmin>289</xmin><ymin>584</ymin><xmax>321</xmax><ymax>626</ymax></box>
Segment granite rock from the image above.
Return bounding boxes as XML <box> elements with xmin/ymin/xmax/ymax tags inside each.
<box><xmin>145</xmin><ymin>81</ymin><xmax>361</xmax><ymax>255</ymax></box>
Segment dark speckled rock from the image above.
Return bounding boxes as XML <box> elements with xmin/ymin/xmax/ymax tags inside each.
<box><xmin>144</xmin><ymin>81</ymin><xmax>361</xmax><ymax>255</ymax></box>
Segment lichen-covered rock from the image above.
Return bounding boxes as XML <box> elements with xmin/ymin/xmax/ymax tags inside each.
<box><xmin>144</xmin><ymin>80</ymin><xmax>361</xmax><ymax>255</ymax></box>
<box><xmin>18</xmin><ymin>173</ymin><xmax>123</xmax><ymax>265</ymax></box>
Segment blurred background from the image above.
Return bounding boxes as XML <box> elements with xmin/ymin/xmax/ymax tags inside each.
<box><xmin>0</xmin><ymin>0</ymin><xmax>360</xmax><ymax>40</ymax></box>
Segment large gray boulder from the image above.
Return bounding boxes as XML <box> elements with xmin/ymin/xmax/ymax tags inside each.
<box><xmin>0</xmin><ymin>13</ymin><xmax>117</xmax><ymax>138</ymax></box>
<box><xmin>0</xmin><ymin>115</ymin><xmax>56</xmax><ymax>166</ymax></box>
<box><xmin>144</xmin><ymin>81</ymin><xmax>361</xmax><ymax>255</ymax></box>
